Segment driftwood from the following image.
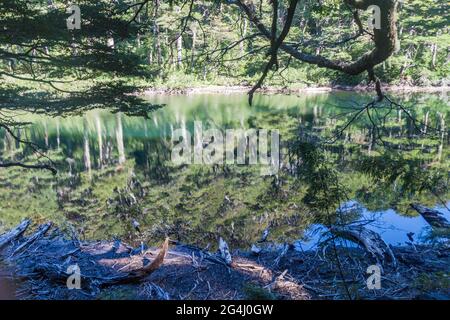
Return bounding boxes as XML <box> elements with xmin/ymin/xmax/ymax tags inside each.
<box><xmin>0</xmin><ymin>222</ymin><xmax>310</xmax><ymax>300</ymax></box>
<box><xmin>169</xmin><ymin>240</ymin><xmax>233</xmax><ymax>268</ymax></box>
<box><xmin>9</xmin><ymin>222</ymin><xmax>52</xmax><ymax>258</ymax></box>
<box><xmin>331</xmin><ymin>225</ymin><xmax>397</xmax><ymax>268</ymax></box>
<box><xmin>129</xmin><ymin>238</ymin><xmax>168</xmax><ymax>279</ymax></box>
<box><xmin>259</xmin><ymin>228</ymin><xmax>270</xmax><ymax>243</ymax></box>
<box><xmin>0</xmin><ymin>220</ymin><xmax>169</xmax><ymax>295</ymax></box>
<box><xmin>0</xmin><ymin>219</ymin><xmax>30</xmax><ymax>250</ymax></box>
<box><xmin>30</xmin><ymin>238</ymin><xmax>170</xmax><ymax>288</ymax></box>
<box><xmin>219</xmin><ymin>237</ymin><xmax>232</xmax><ymax>266</ymax></box>
<box><xmin>1</xmin><ymin>219</ymin><xmax>449</xmax><ymax>300</ymax></box>
<box><xmin>411</xmin><ymin>204</ymin><xmax>450</xmax><ymax>229</ymax></box>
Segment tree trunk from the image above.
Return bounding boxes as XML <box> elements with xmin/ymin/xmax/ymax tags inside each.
<box><xmin>423</xmin><ymin>111</ymin><xmax>429</xmax><ymax>134</ymax></box>
<box><xmin>431</xmin><ymin>43</ymin><xmax>438</xmax><ymax>69</ymax></box>
<box><xmin>176</xmin><ymin>34</ymin><xmax>183</xmax><ymax>68</ymax></box>
<box><xmin>56</xmin><ymin>119</ymin><xmax>60</xmax><ymax>151</ymax></box>
<box><xmin>153</xmin><ymin>0</ymin><xmax>163</xmax><ymax>65</ymax></box>
<box><xmin>240</xmin><ymin>18</ymin><xmax>247</xmax><ymax>56</ymax></box>
<box><xmin>191</xmin><ymin>26</ymin><xmax>196</xmax><ymax>69</ymax></box>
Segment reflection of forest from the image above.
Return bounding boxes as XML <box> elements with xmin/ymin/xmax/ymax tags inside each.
<box><xmin>0</xmin><ymin>92</ymin><xmax>448</xmax><ymax>248</ymax></box>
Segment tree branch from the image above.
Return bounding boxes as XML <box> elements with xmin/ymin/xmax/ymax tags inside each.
<box><xmin>234</xmin><ymin>0</ymin><xmax>398</xmax><ymax>76</ymax></box>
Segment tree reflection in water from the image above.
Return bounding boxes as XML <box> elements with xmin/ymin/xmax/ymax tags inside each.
<box><xmin>0</xmin><ymin>92</ymin><xmax>448</xmax><ymax>249</ymax></box>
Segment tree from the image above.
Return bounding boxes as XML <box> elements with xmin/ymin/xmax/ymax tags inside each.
<box><xmin>0</xmin><ymin>0</ymin><xmax>447</xmax><ymax>172</ymax></box>
<box><xmin>228</xmin><ymin>0</ymin><xmax>398</xmax><ymax>102</ymax></box>
<box><xmin>0</xmin><ymin>0</ymin><xmax>161</xmax><ymax>171</ymax></box>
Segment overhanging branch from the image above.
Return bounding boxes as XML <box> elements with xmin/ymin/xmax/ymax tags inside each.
<box><xmin>233</xmin><ymin>0</ymin><xmax>398</xmax><ymax>77</ymax></box>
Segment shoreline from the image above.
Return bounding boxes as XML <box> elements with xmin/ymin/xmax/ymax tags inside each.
<box><xmin>141</xmin><ymin>84</ymin><xmax>450</xmax><ymax>96</ymax></box>
<box><xmin>1</xmin><ymin>218</ymin><xmax>449</xmax><ymax>300</ymax></box>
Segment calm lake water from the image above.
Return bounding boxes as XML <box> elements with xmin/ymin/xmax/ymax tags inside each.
<box><xmin>0</xmin><ymin>91</ymin><xmax>448</xmax><ymax>250</ymax></box>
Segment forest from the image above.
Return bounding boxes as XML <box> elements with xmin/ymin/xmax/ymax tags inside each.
<box><xmin>0</xmin><ymin>0</ymin><xmax>449</xmax><ymax>303</ymax></box>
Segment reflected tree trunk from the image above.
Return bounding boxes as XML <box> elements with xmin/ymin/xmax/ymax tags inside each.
<box><xmin>431</xmin><ymin>43</ymin><xmax>437</xmax><ymax>69</ymax></box>
<box><xmin>423</xmin><ymin>111</ymin><xmax>429</xmax><ymax>134</ymax></box>
<box><xmin>83</xmin><ymin>118</ymin><xmax>92</xmax><ymax>177</ymax></box>
<box><xmin>95</xmin><ymin>114</ymin><xmax>104</xmax><ymax>169</ymax></box>
<box><xmin>56</xmin><ymin>119</ymin><xmax>60</xmax><ymax>151</ymax></box>
<box><xmin>116</xmin><ymin>113</ymin><xmax>126</xmax><ymax>165</ymax></box>
<box><xmin>437</xmin><ymin>112</ymin><xmax>445</xmax><ymax>161</ymax></box>
<box><xmin>44</xmin><ymin>122</ymin><xmax>49</xmax><ymax>149</ymax></box>
<box><xmin>313</xmin><ymin>105</ymin><xmax>318</xmax><ymax>124</ymax></box>
<box><xmin>144</xmin><ymin>119</ymin><xmax>148</xmax><ymax>138</ymax></box>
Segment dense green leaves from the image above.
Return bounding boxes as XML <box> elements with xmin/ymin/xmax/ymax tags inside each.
<box><xmin>1</xmin><ymin>0</ymin><xmax>448</xmax><ymax>96</ymax></box>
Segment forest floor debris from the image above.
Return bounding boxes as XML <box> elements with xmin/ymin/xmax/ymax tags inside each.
<box><xmin>0</xmin><ymin>219</ymin><xmax>449</xmax><ymax>300</ymax></box>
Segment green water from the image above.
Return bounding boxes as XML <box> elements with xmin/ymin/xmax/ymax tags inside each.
<box><xmin>0</xmin><ymin>92</ymin><xmax>448</xmax><ymax>249</ymax></box>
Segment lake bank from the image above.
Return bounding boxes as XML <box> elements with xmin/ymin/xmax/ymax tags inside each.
<box><xmin>141</xmin><ymin>84</ymin><xmax>450</xmax><ymax>96</ymax></box>
<box><xmin>0</xmin><ymin>219</ymin><xmax>448</xmax><ymax>300</ymax></box>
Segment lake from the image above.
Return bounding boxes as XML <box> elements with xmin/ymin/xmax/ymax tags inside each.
<box><xmin>0</xmin><ymin>91</ymin><xmax>448</xmax><ymax>251</ymax></box>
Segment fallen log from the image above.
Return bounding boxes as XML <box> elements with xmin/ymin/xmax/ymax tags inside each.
<box><xmin>0</xmin><ymin>220</ymin><xmax>170</xmax><ymax>293</ymax></box>
<box><xmin>0</xmin><ymin>219</ymin><xmax>30</xmax><ymax>250</ymax></box>
<box><xmin>32</xmin><ymin>237</ymin><xmax>171</xmax><ymax>287</ymax></box>
<box><xmin>331</xmin><ymin>225</ymin><xmax>397</xmax><ymax>268</ymax></box>
<box><xmin>411</xmin><ymin>204</ymin><xmax>450</xmax><ymax>229</ymax></box>
<box><xmin>127</xmin><ymin>237</ymin><xmax>169</xmax><ymax>279</ymax></box>
<box><xmin>9</xmin><ymin>222</ymin><xmax>52</xmax><ymax>258</ymax></box>
<box><xmin>169</xmin><ymin>240</ymin><xmax>231</xmax><ymax>268</ymax></box>
<box><xmin>1</xmin><ymin>220</ymin><xmax>448</xmax><ymax>300</ymax></box>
